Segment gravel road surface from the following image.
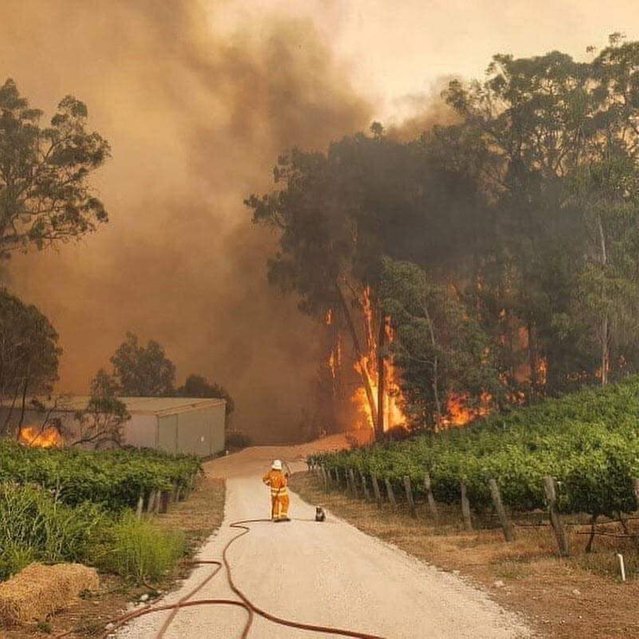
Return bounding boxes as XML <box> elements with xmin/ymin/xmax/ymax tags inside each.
<box><xmin>118</xmin><ymin>439</ymin><xmax>531</xmax><ymax>639</ymax></box>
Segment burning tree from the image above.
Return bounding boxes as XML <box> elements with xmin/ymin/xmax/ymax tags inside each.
<box><xmin>250</xmin><ymin>37</ymin><xmax>639</xmax><ymax>436</ymax></box>
<box><xmin>247</xmin><ymin>128</ymin><xmax>482</xmax><ymax>437</ymax></box>
<box><xmin>380</xmin><ymin>258</ymin><xmax>500</xmax><ymax>430</ymax></box>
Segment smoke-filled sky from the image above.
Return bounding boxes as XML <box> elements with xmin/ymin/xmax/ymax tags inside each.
<box><xmin>1</xmin><ymin>0</ymin><xmax>637</xmax><ymax>441</ymax></box>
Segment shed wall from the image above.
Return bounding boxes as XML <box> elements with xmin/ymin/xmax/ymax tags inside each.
<box><xmin>121</xmin><ymin>415</ymin><xmax>157</xmax><ymax>449</ymax></box>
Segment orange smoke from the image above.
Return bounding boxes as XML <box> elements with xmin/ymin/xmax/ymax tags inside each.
<box><xmin>19</xmin><ymin>425</ymin><xmax>63</xmax><ymax>448</ymax></box>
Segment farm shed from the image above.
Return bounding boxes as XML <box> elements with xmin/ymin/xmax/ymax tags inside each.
<box><xmin>0</xmin><ymin>396</ymin><xmax>226</xmax><ymax>457</ymax></box>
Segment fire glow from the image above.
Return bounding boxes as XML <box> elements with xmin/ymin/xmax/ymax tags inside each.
<box><xmin>19</xmin><ymin>425</ymin><xmax>63</xmax><ymax>448</ymax></box>
<box><xmin>442</xmin><ymin>392</ymin><xmax>492</xmax><ymax>427</ymax></box>
<box><xmin>350</xmin><ymin>288</ymin><xmax>408</xmax><ymax>433</ymax></box>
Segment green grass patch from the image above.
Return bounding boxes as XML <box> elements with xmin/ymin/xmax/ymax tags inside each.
<box><xmin>95</xmin><ymin>513</ymin><xmax>185</xmax><ymax>584</ymax></box>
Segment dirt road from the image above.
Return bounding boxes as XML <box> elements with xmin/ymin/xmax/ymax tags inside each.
<box><xmin>118</xmin><ymin>439</ymin><xmax>531</xmax><ymax>639</ymax></box>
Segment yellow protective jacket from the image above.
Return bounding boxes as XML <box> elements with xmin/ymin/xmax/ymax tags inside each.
<box><xmin>262</xmin><ymin>469</ymin><xmax>288</xmax><ymax>496</ymax></box>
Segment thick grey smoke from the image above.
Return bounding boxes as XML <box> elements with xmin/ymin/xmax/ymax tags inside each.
<box><xmin>0</xmin><ymin>0</ymin><xmax>371</xmax><ymax>442</ymax></box>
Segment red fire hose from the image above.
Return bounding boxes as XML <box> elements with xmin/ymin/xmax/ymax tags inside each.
<box><xmin>66</xmin><ymin>518</ymin><xmax>390</xmax><ymax>639</ymax></box>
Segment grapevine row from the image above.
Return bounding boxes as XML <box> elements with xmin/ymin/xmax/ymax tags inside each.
<box><xmin>310</xmin><ymin>377</ymin><xmax>639</xmax><ymax>518</ymax></box>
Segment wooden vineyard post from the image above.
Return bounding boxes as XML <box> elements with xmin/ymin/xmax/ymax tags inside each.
<box><xmin>371</xmin><ymin>474</ymin><xmax>382</xmax><ymax>509</ymax></box>
<box><xmin>345</xmin><ymin>469</ymin><xmax>353</xmax><ymax>496</ymax></box>
<box><xmin>488</xmin><ymin>478</ymin><xmax>515</xmax><ymax>542</ymax></box>
<box><xmin>384</xmin><ymin>477</ymin><xmax>398</xmax><ymax>509</ymax></box>
<box><xmin>543</xmin><ymin>476</ymin><xmax>569</xmax><ymax>557</ymax></box>
<box><xmin>403</xmin><ymin>476</ymin><xmax>417</xmax><ymax>518</ymax></box>
<box><xmin>424</xmin><ymin>472</ymin><xmax>439</xmax><ymax>521</ymax></box>
<box><xmin>135</xmin><ymin>492</ymin><xmax>144</xmax><ymax>520</ymax></box>
<box><xmin>321</xmin><ymin>465</ymin><xmax>329</xmax><ymax>492</ymax></box>
<box><xmin>159</xmin><ymin>490</ymin><xmax>171</xmax><ymax>514</ymax></box>
<box><xmin>146</xmin><ymin>489</ymin><xmax>157</xmax><ymax>514</ymax></box>
<box><xmin>460</xmin><ymin>481</ymin><xmax>473</xmax><ymax>531</ymax></box>
<box><xmin>360</xmin><ymin>471</ymin><xmax>371</xmax><ymax>501</ymax></box>
<box><xmin>348</xmin><ymin>468</ymin><xmax>359</xmax><ymax>498</ymax></box>
<box><xmin>334</xmin><ymin>468</ymin><xmax>342</xmax><ymax>490</ymax></box>
<box><xmin>633</xmin><ymin>478</ymin><xmax>639</xmax><ymax>509</ymax></box>
<box><xmin>154</xmin><ymin>490</ymin><xmax>161</xmax><ymax>515</ymax></box>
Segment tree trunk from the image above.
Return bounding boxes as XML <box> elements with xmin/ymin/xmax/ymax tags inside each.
<box><xmin>528</xmin><ymin>321</ymin><xmax>538</xmax><ymax>397</ymax></box>
<box><xmin>377</xmin><ymin>316</ymin><xmax>386</xmax><ymax>438</ymax></box>
<box><xmin>336</xmin><ymin>284</ymin><xmax>379</xmax><ymax>436</ymax></box>
<box><xmin>601</xmin><ymin>315</ymin><xmax>610</xmax><ymax>386</ymax></box>
<box><xmin>17</xmin><ymin>374</ymin><xmax>29</xmax><ymax>430</ymax></box>
<box><xmin>597</xmin><ymin>214</ymin><xmax>609</xmax><ymax>386</ymax></box>
<box><xmin>422</xmin><ymin>302</ymin><xmax>442</xmax><ymax>430</ymax></box>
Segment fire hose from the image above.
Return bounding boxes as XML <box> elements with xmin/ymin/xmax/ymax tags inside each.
<box><xmin>56</xmin><ymin>518</ymin><xmax>390</xmax><ymax>639</ymax></box>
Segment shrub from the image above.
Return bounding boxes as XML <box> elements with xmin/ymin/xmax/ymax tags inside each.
<box><xmin>96</xmin><ymin>513</ymin><xmax>185</xmax><ymax>584</ymax></box>
<box><xmin>0</xmin><ymin>483</ymin><xmax>107</xmax><ymax>580</ymax></box>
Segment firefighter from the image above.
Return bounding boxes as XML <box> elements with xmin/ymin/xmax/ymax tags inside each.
<box><xmin>262</xmin><ymin>459</ymin><xmax>290</xmax><ymax>522</ymax></box>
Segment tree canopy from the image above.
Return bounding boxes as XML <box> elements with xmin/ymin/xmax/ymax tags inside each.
<box><xmin>176</xmin><ymin>374</ymin><xmax>235</xmax><ymax>417</ymax></box>
<box><xmin>249</xmin><ymin>36</ymin><xmax>639</xmax><ymax>435</ymax></box>
<box><xmin>0</xmin><ymin>79</ymin><xmax>110</xmax><ymax>258</ymax></box>
<box><xmin>106</xmin><ymin>332</ymin><xmax>176</xmax><ymax>397</ymax></box>
<box><xmin>0</xmin><ymin>289</ymin><xmax>60</xmax><ymax>435</ymax></box>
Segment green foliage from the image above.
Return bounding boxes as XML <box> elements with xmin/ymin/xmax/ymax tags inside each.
<box><xmin>73</xmin><ymin>395</ymin><xmax>131</xmax><ymax>448</ymax></box>
<box><xmin>95</xmin><ymin>513</ymin><xmax>185</xmax><ymax>584</ymax></box>
<box><xmin>176</xmin><ymin>374</ymin><xmax>235</xmax><ymax>417</ymax></box>
<box><xmin>0</xmin><ymin>483</ymin><xmax>106</xmax><ymax>580</ymax></box>
<box><xmin>106</xmin><ymin>332</ymin><xmax>176</xmax><ymax>397</ymax></box>
<box><xmin>0</xmin><ymin>289</ymin><xmax>60</xmax><ymax>435</ymax></box>
<box><xmin>250</xmin><ymin>37</ymin><xmax>639</xmax><ymax>436</ymax></box>
<box><xmin>0</xmin><ymin>482</ymin><xmax>188</xmax><ymax>584</ymax></box>
<box><xmin>310</xmin><ymin>376</ymin><xmax>639</xmax><ymax>518</ymax></box>
<box><xmin>0</xmin><ymin>441</ymin><xmax>201</xmax><ymax>511</ymax></box>
<box><xmin>0</xmin><ymin>78</ymin><xmax>110</xmax><ymax>257</ymax></box>
<box><xmin>381</xmin><ymin>257</ymin><xmax>500</xmax><ymax>427</ymax></box>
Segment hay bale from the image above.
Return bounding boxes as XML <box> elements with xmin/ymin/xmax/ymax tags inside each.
<box><xmin>0</xmin><ymin>563</ymin><xmax>99</xmax><ymax>626</ymax></box>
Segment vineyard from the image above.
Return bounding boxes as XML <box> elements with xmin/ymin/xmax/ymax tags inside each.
<box><xmin>310</xmin><ymin>377</ymin><xmax>639</xmax><ymax>525</ymax></box>
<box><xmin>0</xmin><ymin>443</ymin><xmax>202</xmax><ymax>583</ymax></box>
<box><xmin>0</xmin><ymin>441</ymin><xmax>202</xmax><ymax>511</ymax></box>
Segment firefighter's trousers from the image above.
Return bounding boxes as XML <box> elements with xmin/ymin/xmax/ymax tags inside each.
<box><xmin>271</xmin><ymin>489</ymin><xmax>290</xmax><ymax>520</ymax></box>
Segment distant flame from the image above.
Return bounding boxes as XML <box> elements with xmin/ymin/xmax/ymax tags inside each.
<box><xmin>537</xmin><ymin>357</ymin><xmax>548</xmax><ymax>386</ymax></box>
<box><xmin>19</xmin><ymin>425</ymin><xmax>63</xmax><ymax>448</ymax></box>
<box><xmin>442</xmin><ymin>392</ymin><xmax>492</xmax><ymax>427</ymax></box>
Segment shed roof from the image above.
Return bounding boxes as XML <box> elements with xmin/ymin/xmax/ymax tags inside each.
<box><xmin>1</xmin><ymin>396</ymin><xmax>225</xmax><ymax>417</ymax></box>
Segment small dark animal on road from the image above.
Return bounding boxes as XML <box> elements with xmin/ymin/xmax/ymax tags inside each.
<box><xmin>315</xmin><ymin>506</ymin><xmax>326</xmax><ymax>522</ymax></box>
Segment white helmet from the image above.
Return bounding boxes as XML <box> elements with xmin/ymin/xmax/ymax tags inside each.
<box><xmin>272</xmin><ymin>459</ymin><xmax>282</xmax><ymax>470</ymax></box>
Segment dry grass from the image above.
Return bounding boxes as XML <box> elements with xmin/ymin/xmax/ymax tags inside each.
<box><xmin>291</xmin><ymin>472</ymin><xmax>639</xmax><ymax>639</ymax></box>
<box><xmin>2</xmin><ymin>477</ymin><xmax>225</xmax><ymax>639</ymax></box>
<box><xmin>155</xmin><ymin>476</ymin><xmax>226</xmax><ymax>559</ymax></box>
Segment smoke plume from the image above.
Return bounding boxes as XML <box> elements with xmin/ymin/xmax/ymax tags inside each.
<box><xmin>0</xmin><ymin>0</ymin><xmax>371</xmax><ymax>442</ymax></box>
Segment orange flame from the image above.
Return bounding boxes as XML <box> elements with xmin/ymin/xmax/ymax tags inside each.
<box><xmin>351</xmin><ymin>294</ymin><xmax>408</xmax><ymax>432</ymax></box>
<box><xmin>19</xmin><ymin>425</ymin><xmax>63</xmax><ymax>448</ymax></box>
<box><xmin>443</xmin><ymin>392</ymin><xmax>492</xmax><ymax>427</ymax></box>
